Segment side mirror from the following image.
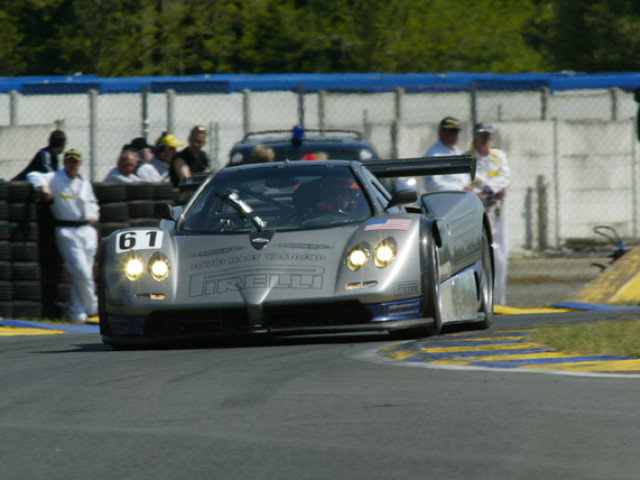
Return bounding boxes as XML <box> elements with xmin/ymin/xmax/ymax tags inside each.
<box><xmin>154</xmin><ymin>202</ymin><xmax>175</xmax><ymax>221</ymax></box>
<box><xmin>386</xmin><ymin>189</ymin><xmax>418</xmax><ymax>209</ymax></box>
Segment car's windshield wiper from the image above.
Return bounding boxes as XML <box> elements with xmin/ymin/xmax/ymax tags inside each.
<box><xmin>216</xmin><ymin>191</ymin><xmax>266</xmax><ymax>231</ymax></box>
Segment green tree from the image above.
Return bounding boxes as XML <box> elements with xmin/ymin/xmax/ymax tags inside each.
<box><xmin>547</xmin><ymin>0</ymin><xmax>640</xmax><ymax>72</ymax></box>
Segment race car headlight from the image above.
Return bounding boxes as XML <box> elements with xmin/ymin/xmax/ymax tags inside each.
<box><xmin>123</xmin><ymin>257</ymin><xmax>144</xmax><ymax>281</ymax></box>
<box><xmin>373</xmin><ymin>239</ymin><xmax>397</xmax><ymax>268</ymax></box>
<box><xmin>148</xmin><ymin>254</ymin><xmax>170</xmax><ymax>281</ymax></box>
<box><xmin>347</xmin><ymin>246</ymin><xmax>369</xmax><ymax>271</ymax></box>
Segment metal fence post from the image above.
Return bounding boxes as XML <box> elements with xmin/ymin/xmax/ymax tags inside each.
<box><xmin>536</xmin><ymin>175</ymin><xmax>548</xmax><ymax>251</ymax></box>
<box><xmin>166</xmin><ymin>89</ymin><xmax>175</xmax><ymax>134</ymax></box>
<box><xmin>318</xmin><ymin>90</ymin><xmax>326</xmax><ymax>131</ymax></box>
<box><xmin>540</xmin><ymin>86</ymin><xmax>549</xmax><ymax>121</ymax></box>
<box><xmin>141</xmin><ymin>83</ymin><xmax>149</xmax><ymax>139</ymax></box>
<box><xmin>9</xmin><ymin>90</ymin><xmax>18</xmax><ymax>126</ymax></box>
<box><xmin>89</xmin><ymin>89</ymin><xmax>99</xmax><ymax>182</ymax></box>
<box><xmin>632</xmin><ymin>119</ymin><xmax>638</xmax><ymax>237</ymax></box>
<box><xmin>391</xmin><ymin>87</ymin><xmax>403</xmax><ymax>159</ymax></box>
<box><xmin>391</xmin><ymin>120</ymin><xmax>399</xmax><ymax>159</ymax></box>
<box><xmin>297</xmin><ymin>83</ymin><xmax>305</xmax><ymax>128</ymax></box>
<box><xmin>524</xmin><ymin>186</ymin><xmax>533</xmax><ymax>250</ymax></box>
<box><xmin>552</xmin><ymin>118</ymin><xmax>560</xmax><ymax>248</ymax></box>
<box><xmin>470</xmin><ymin>83</ymin><xmax>477</xmax><ymax>131</ymax></box>
<box><xmin>242</xmin><ymin>89</ymin><xmax>251</xmax><ymax>136</ymax></box>
<box><xmin>610</xmin><ymin>87</ymin><xmax>620</xmax><ymax>122</ymax></box>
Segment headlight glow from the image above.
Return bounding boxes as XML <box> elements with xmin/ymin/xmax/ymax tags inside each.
<box><xmin>373</xmin><ymin>239</ymin><xmax>397</xmax><ymax>268</ymax></box>
<box><xmin>347</xmin><ymin>247</ymin><xmax>369</xmax><ymax>271</ymax></box>
<box><xmin>148</xmin><ymin>255</ymin><xmax>170</xmax><ymax>281</ymax></box>
<box><xmin>123</xmin><ymin>257</ymin><xmax>144</xmax><ymax>281</ymax></box>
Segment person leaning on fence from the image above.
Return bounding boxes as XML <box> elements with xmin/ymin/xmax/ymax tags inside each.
<box><xmin>250</xmin><ymin>144</ymin><xmax>275</xmax><ymax>163</ymax></box>
<box><xmin>422</xmin><ymin>116</ymin><xmax>467</xmax><ymax>192</ymax></box>
<box><xmin>170</xmin><ymin>125</ymin><xmax>211</xmax><ymax>186</ymax></box>
<box><xmin>467</xmin><ymin>122</ymin><xmax>512</xmax><ymax>306</ymax></box>
<box><xmin>12</xmin><ymin>129</ymin><xmax>67</xmax><ymax>181</ymax></box>
<box><xmin>127</xmin><ymin>136</ymin><xmax>163</xmax><ymax>182</ymax></box>
<box><xmin>103</xmin><ymin>148</ymin><xmax>146</xmax><ymax>183</ymax></box>
<box><xmin>26</xmin><ymin>149</ymin><xmax>100</xmax><ymax>323</ymax></box>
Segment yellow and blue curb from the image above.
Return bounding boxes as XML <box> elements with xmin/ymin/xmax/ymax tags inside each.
<box><xmin>0</xmin><ymin>318</ymin><xmax>99</xmax><ymax>336</ymax></box>
<box><xmin>380</xmin><ymin>329</ymin><xmax>640</xmax><ymax>374</ymax></box>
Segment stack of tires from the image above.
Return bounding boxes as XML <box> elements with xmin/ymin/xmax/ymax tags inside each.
<box><xmin>0</xmin><ymin>181</ymin><xmax>60</xmax><ymax>319</ymax></box>
<box><xmin>0</xmin><ymin>180</ymin><xmax>178</xmax><ymax>321</ymax></box>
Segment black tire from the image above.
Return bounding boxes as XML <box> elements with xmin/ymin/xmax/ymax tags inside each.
<box><xmin>8</xmin><ymin>182</ymin><xmax>34</xmax><ymax>203</ymax></box>
<box><xmin>473</xmin><ymin>226</ymin><xmax>494</xmax><ymax>330</ymax></box>
<box><xmin>0</xmin><ymin>281</ymin><xmax>11</xmax><ymax>301</ymax></box>
<box><xmin>0</xmin><ymin>201</ymin><xmax>8</xmax><ymax>220</ymax></box>
<box><xmin>100</xmin><ymin>202</ymin><xmax>130</xmax><ymax>223</ymax></box>
<box><xmin>128</xmin><ymin>200</ymin><xmax>156</xmax><ymax>218</ymax></box>
<box><xmin>9</xmin><ymin>202</ymin><xmax>37</xmax><ymax>222</ymax></box>
<box><xmin>11</xmin><ymin>300</ymin><xmax>42</xmax><ymax>319</ymax></box>
<box><xmin>126</xmin><ymin>182</ymin><xmax>155</xmax><ymax>201</ymax></box>
<box><xmin>93</xmin><ymin>182</ymin><xmax>127</xmax><ymax>203</ymax></box>
<box><xmin>10</xmin><ymin>222</ymin><xmax>39</xmax><ymax>242</ymax></box>
<box><xmin>11</xmin><ymin>262</ymin><xmax>41</xmax><ymax>281</ymax></box>
<box><xmin>153</xmin><ymin>183</ymin><xmax>178</xmax><ymax>202</ymax></box>
<box><xmin>0</xmin><ymin>179</ymin><xmax>8</xmax><ymax>201</ymax></box>
<box><xmin>12</xmin><ymin>281</ymin><xmax>42</xmax><ymax>301</ymax></box>
<box><xmin>0</xmin><ymin>301</ymin><xmax>12</xmax><ymax>318</ymax></box>
<box><xmin>422</xmin><ymin>237</ymin><xmax>443</xmax><ymax>336</ymax></box>
<box><xmin>0</xmin><ymin>221</ymin><xmax>8</xmax><ymax>240</ymax></box>
<box><xmin>0</xmin><ymin>261</ymin><xmax>10</xmax><ymax>280</ymax></box>
<box><xmin>0</xmin><ymin>241</ymin><xmax>11</xmax><ymax>261</ymax></box>
<box><xmin>11</xmin><ymin>242</ymin><xmax>39</xmax><ymax>262</ymax></box>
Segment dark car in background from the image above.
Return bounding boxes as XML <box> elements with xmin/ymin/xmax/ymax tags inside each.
<box><xmin>226</xmin><ymin>126</ymin><xmax>380</xmax><ymax>166</ymax></box>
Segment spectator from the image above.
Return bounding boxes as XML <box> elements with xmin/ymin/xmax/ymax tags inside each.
<box><xmin>422</xmin><ymin>116</ymin><xmax>467</xmax><ymax>191</ymax></box>
<box><xmin>250</xmin><ymin>144</ymin><xmax>275</xmax><ymax>163</ymax></box>
<box><xmin>468</xmin><ymin>122</ymin><xmax>512</xmax><ymax>305</ymax></box>
<box><xmin>128</xmin><ymin>137</ymin><xmax>164</xmax><ymax>182</ymax></box>
<box><xmin>103</xmin><ymin>149</ymin><xmax>145</xmax><ymax>183</ymax></box>
<box><xmin>170</xmin><ymin>125</ymin><xmax>210</xmax><ymax>186</ymax></box>
<box><xmin>145</xmin><ymin>132</ymin><xmax>183</xmax><ymax>183</ymax></box>
<box><xmin>12</xmin><ymin>129</ymin><xmax>67</xmax><ymax>181</ymax></box>
<box><xmin>26</xmin><ymin>149</ymin><xmax>100</xmax><ymax>323</ymax></box>
<box><xmin>129</xmin><ymin>137</ymin><xmax>153</xmax><ymax>165</ymax></box>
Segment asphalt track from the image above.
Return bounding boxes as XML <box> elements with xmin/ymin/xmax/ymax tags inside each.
<box><xmin>2</xmin><ymin>306</ymin><xmax>640</xmax><ymax>375</ymax></box>
<box><xmin>3</xmin><ymin>247</ymin><xmax>640</xmax><ymax>374</ymax></box>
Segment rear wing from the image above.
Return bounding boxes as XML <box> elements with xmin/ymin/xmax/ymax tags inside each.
<box><xmin>366</xmin><ymin>155</ymin><xmax>476</xmax><ymax>181</ymax></box>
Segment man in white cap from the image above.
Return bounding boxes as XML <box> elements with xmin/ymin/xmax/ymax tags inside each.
<box><xmin>468</xmin><ymin>122</ymin><xmax>512</xmax><ymax>305</ymax></box>
<box><xmin>422</xmin><ymin>116</ymin><xmax>469</xmax><ymax>191</ymax></box>
<box><xmin>27</xmin><ymin>149</ymin><xmax>100</xmax><ymax>322</ymax></box>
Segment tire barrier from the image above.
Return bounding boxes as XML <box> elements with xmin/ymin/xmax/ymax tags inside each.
<box><xmin>0</xmin><ymin>180</ymin><xmax>178</xmax><ymax>320</ymax></box>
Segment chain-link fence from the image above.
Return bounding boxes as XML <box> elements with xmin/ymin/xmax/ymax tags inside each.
<box><xmin>1</xmin><ymin>76</ymin><xmax>639</xmax><ymax>305</ymax></box>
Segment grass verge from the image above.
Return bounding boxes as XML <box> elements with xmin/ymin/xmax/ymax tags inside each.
<box><xmin>531</xmin><ymin>320</ymin><xmax>640</xmax><ymax>358</ymax></box>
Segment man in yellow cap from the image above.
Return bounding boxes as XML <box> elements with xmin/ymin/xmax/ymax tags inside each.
<box><xmin>143</xmin><ymin>132</ymin><xmax>183</xmax><ymax>182</ymax></box>
<box><xmin>26</xmin><ymin>149</ymin><xmax>100</xmax><ymax>323</ymax></box>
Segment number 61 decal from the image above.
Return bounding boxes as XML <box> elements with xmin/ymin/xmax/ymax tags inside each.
<box><xmin>116</xmin><ymin>230</ymin><xmax>164</xmax><ymax>253</ymax></box>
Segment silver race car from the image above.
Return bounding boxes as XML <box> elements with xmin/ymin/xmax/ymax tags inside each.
<box><xmin>97</xmin><ymin>156</ymin><xmax>493</xmax><ymax>348</ymax></box>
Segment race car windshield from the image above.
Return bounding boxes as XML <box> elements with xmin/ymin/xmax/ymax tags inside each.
<box><xmin>181</xmin><ymin>164</ymin><xmax>373</xmax><ymax>233</ymax></box>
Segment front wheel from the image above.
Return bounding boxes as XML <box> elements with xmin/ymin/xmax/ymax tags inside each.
<box><xmin>422</xmin><ymin>237</ymin><xmax>443</xmax><ymax>336</ymax></box>
<box><xmin>474</xmin><ymin>225</ymin><xmax>494</xmax><ymax>330</ymax></box>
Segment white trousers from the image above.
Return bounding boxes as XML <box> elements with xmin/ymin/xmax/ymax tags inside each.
<box><xmin>55</xmin><ymin>225</ymin><xmax>98</xmax><ymax>321</ymax></box>
<box><xmin>487</xmin><ymin>207</ymin><xmax>508</xmax><ymax>305</ymax></box>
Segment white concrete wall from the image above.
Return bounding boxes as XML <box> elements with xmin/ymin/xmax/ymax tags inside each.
<box><xmin>1</xmin><ymin>88</ymin><xmax>638</xmax><ymax>257</ymax></box>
